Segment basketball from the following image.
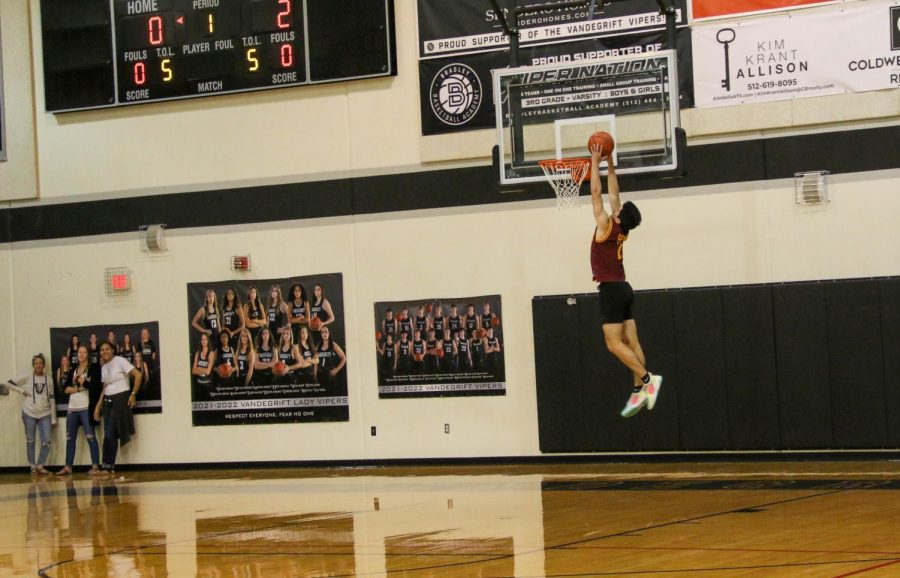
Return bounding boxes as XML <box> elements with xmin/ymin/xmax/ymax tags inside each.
<box><xmin>491</xmin><ymin>317</ymin><xmax>501</xmax><ymax>328</ymax></box>
<box><xmin>414</xmin><ymin>353</ymin><xmax>424</xmax><ymax>362</ymax></box>
<box><xmin>216</xmin><ymin>364</ymin><xmax>234</xmax><ymax>378</ymax></box>
<box><xmin>588</xmin><ymin>131</ymin><xmax>615</xmax><ymax>155</ymax></box>
<box><xmin>273</xmin><ymin>361</ymin><xmax>287</xmax><ymax>376</ymax></box>
<box><xmin>477</xmin><ymin>328</ymin><xmax>487</xmax><ymax>339</ymax></box>
<box><xmin>309</xmin><ymin>317</ymin><xmax>323</xmax><ymax>331</ymax></box>
<box><xmin>437</xmin><ymin>349</ymin><xmax>445</xmax><ymax>358</ymax></box>
<box><xmin>425</xmin><ymin>303</ymin><xmax>433</xmax><ymax>313</ymax></box>
<box><xmin>375</xmin><ymin>331</ymin><xmax>383</xmax><ymax>341</ymax></box>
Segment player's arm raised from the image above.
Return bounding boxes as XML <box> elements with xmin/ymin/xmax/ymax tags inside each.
<box><xmin>606</xmin><ymin>154</ymin><xmax>622</xmax><ymax>221</ymax></box>
<box><xmin>590</xmin><ymin>144</ymin><xmax>611</xmax><ymax>234</ymax></box>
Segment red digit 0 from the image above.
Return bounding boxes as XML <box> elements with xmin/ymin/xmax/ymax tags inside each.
<box><xmin>148</xmin><ymin>15</ymin><xmax>164</xmax><ymax>46</ymax></box>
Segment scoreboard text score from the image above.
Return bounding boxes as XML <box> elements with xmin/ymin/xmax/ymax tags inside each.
<box><xmin>41</xmin><ymin>0</ymin><xmax>396</xmax><ymax>112</ymax></box>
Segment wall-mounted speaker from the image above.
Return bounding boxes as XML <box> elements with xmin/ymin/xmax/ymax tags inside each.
<box><xmin>140</xmin><ymin>224</ymin><xmax>167</xmax><ymax>253</ymax></box>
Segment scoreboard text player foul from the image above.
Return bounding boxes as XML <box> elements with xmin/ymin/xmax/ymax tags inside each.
<box><xmin>40</xmin><ymin>0</ymin><xmax>397</xmax><ymax>112</ymax></box>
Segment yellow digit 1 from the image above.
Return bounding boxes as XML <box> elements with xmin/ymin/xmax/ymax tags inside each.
<box><xmin>247</xmin><ymin>48</ymin><xmax>259</xmax><ymax>72</ymax></box>
<box><xmin>208</xmin><ymin>13</ymin><xmax>214</xmax><ymax>34</ymax></box>
<box><xmin>161</xmin><ymin>58</ymin><xmax>173</xmax><ymax>81</ymax></box>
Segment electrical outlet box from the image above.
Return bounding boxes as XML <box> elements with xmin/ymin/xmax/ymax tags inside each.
<box><xmin>444</xmin><ymin>423</ymin><xmax>450</xmax><ymax>434</ymax></box>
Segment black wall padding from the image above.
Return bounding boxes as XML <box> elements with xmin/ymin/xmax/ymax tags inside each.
<box><xmin>773</xmin><ymin>283</ymin><xmax>833</xmax><ymax>449</ymax></box>
<box><xmin>532</xmin><ymin>297</ymin><xmax>585</xmax><ymax>452</ymax></box>
<box><xmin>722</xmin><ymin>286</ymin><xmax>781</xmax><ymax>450</ymax></box>
<box><xmin>672</xmin><ymin>289</ymin><xmax>730</xmax><ymax>450</ymax></box>
<box><xmin>881</xmin><ymin>279</ymin><xmax>900</xmax><ymax>447</ymax></box>
<box><xmin>630</xmin><ymin>291</ymin><xmax>680</xmax><ymax>451</ymax></box>
<box><xmin>765</xmin><ymin>126</ymin><xmax>900</xmax><ymax>179</ymax></box>
<box><xmin>533</xmin><ymin>276</ymin><xmax>899</xmax><ymax>453</ymax></box>
<box><xmin>825</xmin><ymin>281</ymin><xmax>887</xmax><ymax>448</ymax></box>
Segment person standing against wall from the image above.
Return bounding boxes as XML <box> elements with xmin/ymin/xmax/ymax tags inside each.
<box><xmin>93</xmin><ymin>342</ymin><xmax>142</xmax><ymax>476</ymax></box>
<box><xmin>56</xmin><ymin>346</ymin><xmax>102</xmax><ymax>476</ymax></box>
<box><xmin>6</xmin><ymin>353</ymin><xmax>56</xmax><ymax>475</ymax></box>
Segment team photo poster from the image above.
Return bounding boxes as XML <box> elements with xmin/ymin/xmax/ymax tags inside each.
<box><xmin>374</xmin><ymin>294</ymin><xmax>506</xmax><ymax>399</ymax></box>
<box><xmin>186</xmin><ymin>273</ymin><xmax>348</xmax><ymax>426</ymax></box>
<box><xmin>49</xmin><ymin>322</ymin><xmax>163</xmax><ymax>415</ymax></box>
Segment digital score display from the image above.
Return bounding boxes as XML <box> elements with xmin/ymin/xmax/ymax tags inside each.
<box><xmin>40</xmin><ymin>0</ymin><xmax>396</xmax><ymax>112</ymax></box>
<box><xmin>116</xmin><ymin>0</ymin><xmax>307</xmax><ymax>104</ymax></box>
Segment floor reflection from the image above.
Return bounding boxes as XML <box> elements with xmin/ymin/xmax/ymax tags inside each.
<box><xmin>197</xmin><ymin>513</ymin><xmax>355</xmax><ymax>577</ymax></box>
<box><xmin>0</xmin><ymin>463</ymin><xmax>898</xmax><ymax>577</ymax></box>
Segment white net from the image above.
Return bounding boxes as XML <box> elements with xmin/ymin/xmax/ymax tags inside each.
<box><xmin>539</xmin><ymin>158</ymin><xmax>590</xmax><ymax>209</ymax></box>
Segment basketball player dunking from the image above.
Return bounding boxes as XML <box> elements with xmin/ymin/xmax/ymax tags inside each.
<box><xmin>589</xmin><ymin>143</ymin><xmax>662</xmax><ymax>417</ymax></box>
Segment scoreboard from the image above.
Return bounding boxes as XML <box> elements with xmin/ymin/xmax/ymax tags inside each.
<box><xmin>40</xmin><ymin>0</ymin><xmax>396</xmax><ymax>113</ymax></box>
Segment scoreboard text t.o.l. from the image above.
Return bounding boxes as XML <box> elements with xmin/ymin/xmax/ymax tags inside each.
<box><xmin>40</xmin><ymin>0</ymin><xmax>396</xmax><ymax>113</ymax></box>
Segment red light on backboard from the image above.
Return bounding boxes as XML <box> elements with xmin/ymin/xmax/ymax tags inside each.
<box><xmin>111</xmin><ymin>274</ymin><xmax>129</xmax><ymax>290</ymax></box>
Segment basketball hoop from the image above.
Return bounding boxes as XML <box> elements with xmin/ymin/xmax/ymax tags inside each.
<box><xmin>538</xmin><ymin>158</ymin><xmax>590</xmax><ymax>209</ymax></box>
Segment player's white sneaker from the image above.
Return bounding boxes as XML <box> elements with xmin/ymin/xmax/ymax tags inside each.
<box><xmin>620</xmin><ymin>389</ymin><xmax>648</xmax><ymax>418</ymax></box>
<box><xmin>645</xmin><ymin>374</ymin><xmax>663</xmax><ymax>410</ymax></box>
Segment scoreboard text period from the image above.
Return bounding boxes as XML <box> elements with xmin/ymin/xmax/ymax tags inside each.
<box><xmin>40</xmin><ymin>0</ymin><xmax>396</xmax><ymax>112</ymax></box>
<box><xmin>117</xmin><ymin>0</ymin><xmax>306</xmax><ymax>103</ymax></box>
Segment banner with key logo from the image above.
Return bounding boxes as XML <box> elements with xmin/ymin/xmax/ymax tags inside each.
<box><xmin>692</xmin><ymin>0</ymin><xmax>900</xmax><ymax>108</ymax></box>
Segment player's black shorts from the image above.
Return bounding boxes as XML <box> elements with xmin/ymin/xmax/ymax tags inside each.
<box><xmin>597</xmin><ymin>281</ymin><xmax>634</xmax><ymax>324</ymax></box>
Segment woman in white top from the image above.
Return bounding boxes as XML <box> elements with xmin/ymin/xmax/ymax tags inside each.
<box><xmin>92</xmin><ymin>342</ymin><xmax>142</xmax><ymax>476</ymax></box>
<box><xmin>56</xmin><ymin>346</ymin><xmax>101</xmax><ymax>476</ymax></box>
<box><xmin>6</xmin><ymin>353</ymin><xmax>56</xmax><ymax>475</ymax></box>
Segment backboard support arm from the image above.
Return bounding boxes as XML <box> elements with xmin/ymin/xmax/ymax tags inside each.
<box><xmin>655</xmin><ymin>0</ymin><xmax>678</xmax><ymax>50</ymax></box>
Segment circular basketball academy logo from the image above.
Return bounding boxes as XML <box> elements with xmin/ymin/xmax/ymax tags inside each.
<box><xmin>429</xmin><ymin>63</ymin><xmax>483</xmax><ymax>126</ymax></box>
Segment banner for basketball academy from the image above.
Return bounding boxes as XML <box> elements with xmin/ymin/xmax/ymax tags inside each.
<box><xmin>417</xmin><ymin>0</ymin><xmax>693</xmax><ymax>135</ymax></box>
<box><xmin>496</xmin><ymin>52</ymin><xmax>678</xmax><ymax>126</ymax></box>
<box><xmin>692</xmin><ymin>0</ymin><xmax>900</xmax><ymax>108</ymax></box>
<box><xmin>50</xmin><ymin>322</ymin><xmax>163</xmax><ymax>416</ymax></box>
<box><xmin>186</xmin><ymin>273</ymin><xmax>348</xmax><ymax>426</ymax></box>
<box><xmin>374</xmin><ymin>295</ymin><xmax>506</xmax><ymax>398</ymax></box>
<box><xmin>691</xmin><ymin>0</ymin><xmax>838</xmax><ymax>21</ymax></box>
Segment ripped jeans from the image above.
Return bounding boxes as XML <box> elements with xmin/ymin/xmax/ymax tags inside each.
<box><xmin>22</xmin><ymin>413</ymin><xmax>52</xmax><ymax>467</ymax></box>
<box><xmin>65</xmin><ymin>410</ymin><xmax>100</xmax><ymax>467</ymax></box>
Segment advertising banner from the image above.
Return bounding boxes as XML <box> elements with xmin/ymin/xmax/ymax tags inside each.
<box><xmin>421</xmin><ymin>29</ymin><xmax>693</xmax><ymax>135</ymax></box>
<box><xmin>187</xmin><ymin>273</ymin><xmax>348</xmax><ymax>426</ymax></box>
<box><xmin>375</xmin><ymin>296</ymin><xmax>506</xmax><ymax>398</ymax></box>
<box><xmin>418</xmin><ymin>0</ymin><xmax>688</xmax><ymax>58</ymax></box>
<box><xmin>417</xmin><ymin>0</ymin><xmax>693</xmax><ymax>135</ymax></box>
<box><xmin>691</xmin><ymin>0</ymin><xmax>839</xmax><ymax>21</ymax></box>
<box><xmin>692</xmin><ymin>1</ymin><xmax>900</xmax><ymax>108</ymax></box>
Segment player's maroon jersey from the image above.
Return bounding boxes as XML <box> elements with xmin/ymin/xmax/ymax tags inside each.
<box><xmin>591</xmin><ymin>219</ymin><xmax>628</xmax><ymax>282</ymax></box>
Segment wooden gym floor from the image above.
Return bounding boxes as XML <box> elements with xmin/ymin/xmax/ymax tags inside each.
<box><xmin>1</xmin><ymin>461</ymin><xmax>899</xmax><ymax>577</ymax></box>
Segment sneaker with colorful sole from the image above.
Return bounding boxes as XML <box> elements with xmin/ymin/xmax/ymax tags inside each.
<box><xmin>645</xmin><ymin>374</ymin><xmax>663</xmax><ymax>410</ymax></box>
<box><xmin>620</xmin><ymin>389</ymin><xmax>648</xmax><ymax>418</ymax></box>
